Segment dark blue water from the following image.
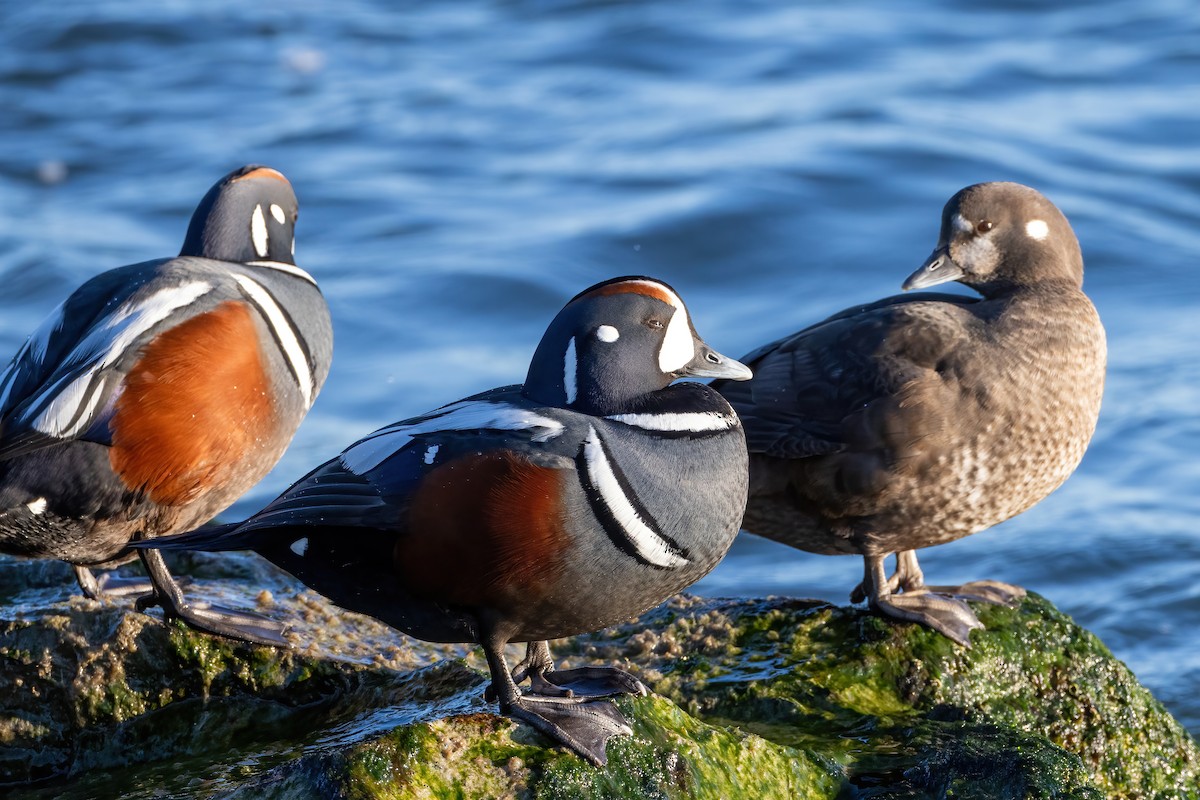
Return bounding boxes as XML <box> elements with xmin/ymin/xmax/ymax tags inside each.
<box><xmin>2</xmin><ymin>0</ymin><xmax>1198</xmax><ymax>733</ymax></box>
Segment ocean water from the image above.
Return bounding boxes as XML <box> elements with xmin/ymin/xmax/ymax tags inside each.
<box><xmin>1</xmin><ymin>0</ymin><xmax>1198</xmax><ymax>736</ymax></box>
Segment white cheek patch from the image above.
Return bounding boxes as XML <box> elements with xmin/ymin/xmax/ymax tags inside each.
<box><xmin>251</xmin><ymin>204</ymin><xmax>269</xmax><ymax>257</ymax></box>
<box><xmin>563</xmin><ymin>336</ymin><xmax>578</xmax><ymax>404</ymax></box>
<box><xmin>952</xmin><ymin>213</ymin><xmax>974</xmax><ymax>234</ymax></box>
<box><xmin>1025</xmin><ymin>219</ymin><xmax>1049</xmax><ymax>240</ymax></box>
<box><xmin>658</xmin><ymin>307</ymin><xmax>695</xmax><ymax>374</ymax></box>
<box><xmin>595</xmin><ymin>325</ymin><xmax>619</xmax><ymax>343</ymax></box>
<box><xmin>270</xmin><ymin>204</ymin><xmax>286</xmax><ymax>225</ymax></box>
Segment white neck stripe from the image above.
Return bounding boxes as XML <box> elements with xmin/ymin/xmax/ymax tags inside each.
<box><xmin>244</xmin><ymin>260</ymin><xmax>318</xmax><ymax>285</ymax></box>
<box><xmin>606</xmin><ymin>411</ymin><xmax>738</xmax><ymax>433</ymax></box>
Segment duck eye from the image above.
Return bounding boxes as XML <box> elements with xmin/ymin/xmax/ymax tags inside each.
<box><xmin>645</xmin><ymin>318</ymin><xmax>665</xmax><ymax>330</ymax></box>
<box><xmin>976</xmin><ymin>220</ymin><xmax>994</xmax><ymax>234</ymax></box>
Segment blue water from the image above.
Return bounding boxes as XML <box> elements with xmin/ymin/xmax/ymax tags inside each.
<box><xmin>1</xmin><ymin>0</ymin><xmax>1198</xmax><ymax>735</ymax></box>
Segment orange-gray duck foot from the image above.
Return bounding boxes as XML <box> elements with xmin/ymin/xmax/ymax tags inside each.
<box><xmin>135</xmin><ymin>549</ymin><xmax>288</xmax><ymax>647</ymax></box>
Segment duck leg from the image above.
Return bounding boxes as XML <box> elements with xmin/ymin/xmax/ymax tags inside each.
<box><xmin>514</xmin><ymin>640</ymin><xmax>648</xmax><ymax>700</ymax></box>
<box><xmin>134</xmin><ymin>547</ymin><xmax>287</xmax><ymax>647</ymax></box>
<box><xmin>860</xmin><ymin>552</ymin><xmax>983</xmax><ymax>646</ymax></box>
<box><xmin>481</xmin><ymin>627</ymin><xmax>632</xmax><ymax>766</ymax></box>
<box><xmin>850</xmin><ymin>550</ymin><xmax>1025</xmax><ymax>609</ymax></box>
<box><xmin>73</xmin><ymin>565</ymin><xmax>156</xmax><ymax>599</ymax></box>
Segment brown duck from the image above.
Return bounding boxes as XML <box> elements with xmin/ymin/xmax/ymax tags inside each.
<box><xmin>715</xmin><ymin>182</ymin><xmax>1106</xmax><ymax>644</ymax></box>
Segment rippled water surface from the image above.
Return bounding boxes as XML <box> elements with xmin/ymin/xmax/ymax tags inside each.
<box><xmin>1</xmin><ymin>0</ymin><xmax>1198</xmax><ymax>736</ymax></box>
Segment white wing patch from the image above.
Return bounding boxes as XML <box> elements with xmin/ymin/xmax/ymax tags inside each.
<box><xmin>340</xmin><ymin>400</ymin><xmax>565</xmax><ymax>475</ymax></box>
<box><xmin>251</xmin><ymin>205</ymin><xmax>270</xmax><ymax>258</ymax></box>
<box><xmin>606</xmin><ymin>411</ymin><xmax>739</xmax><ymax>433</ymax></box>
<box><xmin>28</xmin><ymin>281</ymin><xmax>213</xmax><ymax>438</ymax></box>
<box><xmin>289</xmin><ymin>537</ymin><xmax>309</xmax><ymax>556</ymax></box>
<box><xmin>234</xmin><ymin>273</ymin><xmax>313</xmax><ymax>407</ymax></box>
<box><xmin>26</xmin><ymin>497</ymin><xmax>47</xmax><ymax>515</ymax></box>
<box><xmin>423</xmin><ymin>444</ymin><xmax>440</xmax><ymax>465</ymax></box>
<box><xmin>581</xmin><ymin>425</ymin><xmax>688</xmax><ymax>569</ymax></box>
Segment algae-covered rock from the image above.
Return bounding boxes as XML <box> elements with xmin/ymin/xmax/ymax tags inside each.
<box><xmin>1</xmin><ymin>552</ymin><xmax>1196</xmax><ymax>799</ymax></box>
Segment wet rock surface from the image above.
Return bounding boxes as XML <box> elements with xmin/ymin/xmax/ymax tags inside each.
<box><xmin>0</xmin><ymin>552</ymin><xmax>1196</xmax><ymax>799</ymax></box>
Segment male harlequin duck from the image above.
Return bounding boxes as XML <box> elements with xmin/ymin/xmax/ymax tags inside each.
<box><xmin>715</xmin><ymin>182</ymin><xmax>1106</xmax><ymax>645</ymax></box>
<box><xmin>139</xmin><ymin>276</ymin><xmax>752</xmax><ymax>765</ymax></box>
<box><xmin>0</xmin><ymin>165</ymin><xmax>333</xmax><ymax>646</ymax></box>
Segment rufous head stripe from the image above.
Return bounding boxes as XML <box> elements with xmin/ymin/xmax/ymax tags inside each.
<box><xmin>570</xmin><ymin>278</ymin><xmax>682</xmax><ymax>310</ymax></box>
<box><xmin>232</xmin><ymin>167</ymin><xmax>290</xmax><ymax>185</ymax></box>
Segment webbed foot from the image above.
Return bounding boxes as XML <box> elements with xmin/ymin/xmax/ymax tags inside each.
<box><xmin>921</xmin><ymin>579</ymin><xmax>1026</xmax><ymax>607</ymax></box>
<box><xmin>872</xmin><ymin>588</ymin><xmax>983</xmax><ymax>647</ymax></box>
<box><xmin>482</xmin><ymin>635</ymin><xmax>636</xmax><ymax>765</ymax></box>
<box><xmin>860</xmin><ymin>552</ymin><xmax>987</xmax><ymax>646</ymax></box>
<box><xmin>505</xmin><ymin>695</ymin><xmax>632</xmax><ymax>766</ymax></box>
<box><xmin>136</xmin><ymin>549</ymin><xmax>288</xmax><ymax>647</ymax></box>
<box><xmin>533</xmin><ymin>665</ymin><xmax>648</xmax><ymax>700</ymax></box>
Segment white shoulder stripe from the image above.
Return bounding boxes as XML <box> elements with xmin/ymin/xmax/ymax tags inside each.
<box><xmin>606</xmin><ymin>411</ymin><xmax>738</xmax><ymax>433</ymax></box>
<box><xmin>73</xmin><ymin>281</ymin><xmax>214</xmax><ymax>373</ymax></box>
<box><xmin>244</xmin><ymin>260</ymin><xmax>318</xmax><ymax>285</ymax></box>
<box><xmin>340</xmin><ymin>400</ymin><xmax>564</xmax><ymax>474</ymax></box>
<box><xmin>582</xmin><ymin>426</ymin><xmax>689</xmax><ymax>569</ymax></box>
<box><xmin>28</xmin><ymin>281</ymin><xmax>213</xmax><ymax>437</ymax></box>
<box><xmin>234</xmin><ymin>273</ymin><xmax>313</xmax><ymax>408</ymax></box>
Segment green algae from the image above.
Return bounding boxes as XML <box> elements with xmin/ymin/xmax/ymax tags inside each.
<box><xmin>1</xmin><ymin>551</ymin><xmax>1197</xmax><ymax>799</ymax></box>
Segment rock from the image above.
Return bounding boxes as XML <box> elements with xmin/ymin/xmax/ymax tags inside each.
<box><xmin>0</xmin><ymin>552</ymin><xmax>1196</xmax><ymax>799</ymax></box>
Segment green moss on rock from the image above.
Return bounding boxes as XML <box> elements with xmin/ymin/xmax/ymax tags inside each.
<box><xmin>1</xmin><ymin>552</ymin><xmax>1196</xmax><ymax>799</ymax></box>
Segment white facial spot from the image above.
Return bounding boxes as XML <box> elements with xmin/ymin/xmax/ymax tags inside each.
<box><xmin>952</xmin><ymin>213</ymin><xmax>974</xmax><ymax>234</ymax></box>
<box><xmin>658</xmin><ymin>307</ymin><xmax>695</xmax><ymax>374</ymax></box>
<box><xmin>1025</xmin><ymin>219</ymin><xmax>1049</xmax><ymax>240</ymax></box>
<box><xmin>26</xmin><ymin>497</ymin><xmax>47</xmax><ymax>515</ymax></box>
<box><xmin>290</xmin><ymin>537</ymin><xmax>309</xmax><ymax>556</ymax></box>
<box><xmin>251</xmin><ymin>204</ymin><xmax>269</xmax><ymax>257</ymax></box>
<box><xmin>270</xmin><ymin>203</ymin><xmax>286</xmax><ymax>224</ymax></box>
<box><xmin>595</xmin><ymin>325</ymin><xmax>619</xmax><ymax>343</ymax></box>
<box><xmin>563</xmin><ymin>336</ymin><xmax>578</xmax><ymax>404</ymax></box>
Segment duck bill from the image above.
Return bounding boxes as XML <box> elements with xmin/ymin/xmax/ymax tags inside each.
<box><xmin>681</xmin><ymin>342</ymin><xmax>753</xmax><ymax>381</ymax></box>
<box><xmin>903</xmin><ymin>247</ymin><xmax>966</xmax><ymax>290</ymax></box>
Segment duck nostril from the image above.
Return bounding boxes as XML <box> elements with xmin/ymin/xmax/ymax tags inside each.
<box><xmin>928</xmin><ymin>258</ymin><xmax>943</xmax><ymax>271</ymax></box>
<box><xmin>706</xmin><ymin>352</ymin><xmax>720</xmax><ymax>364</ymax></box>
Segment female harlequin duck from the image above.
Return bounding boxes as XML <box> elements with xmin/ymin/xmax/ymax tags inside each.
<box><xmin>140</xmin><ymin>276</ymin><xmax>752</xmax><ymax>765</ymax></box>
<box><xmin>0</xmin><ymin>165</ymin><xmax>332</xmax><ymax>646</ymax></box>
<box><xmin>715</xmin><ymin>183</ymin><xmax>1106</xmax><ymax>645</ymax></box>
